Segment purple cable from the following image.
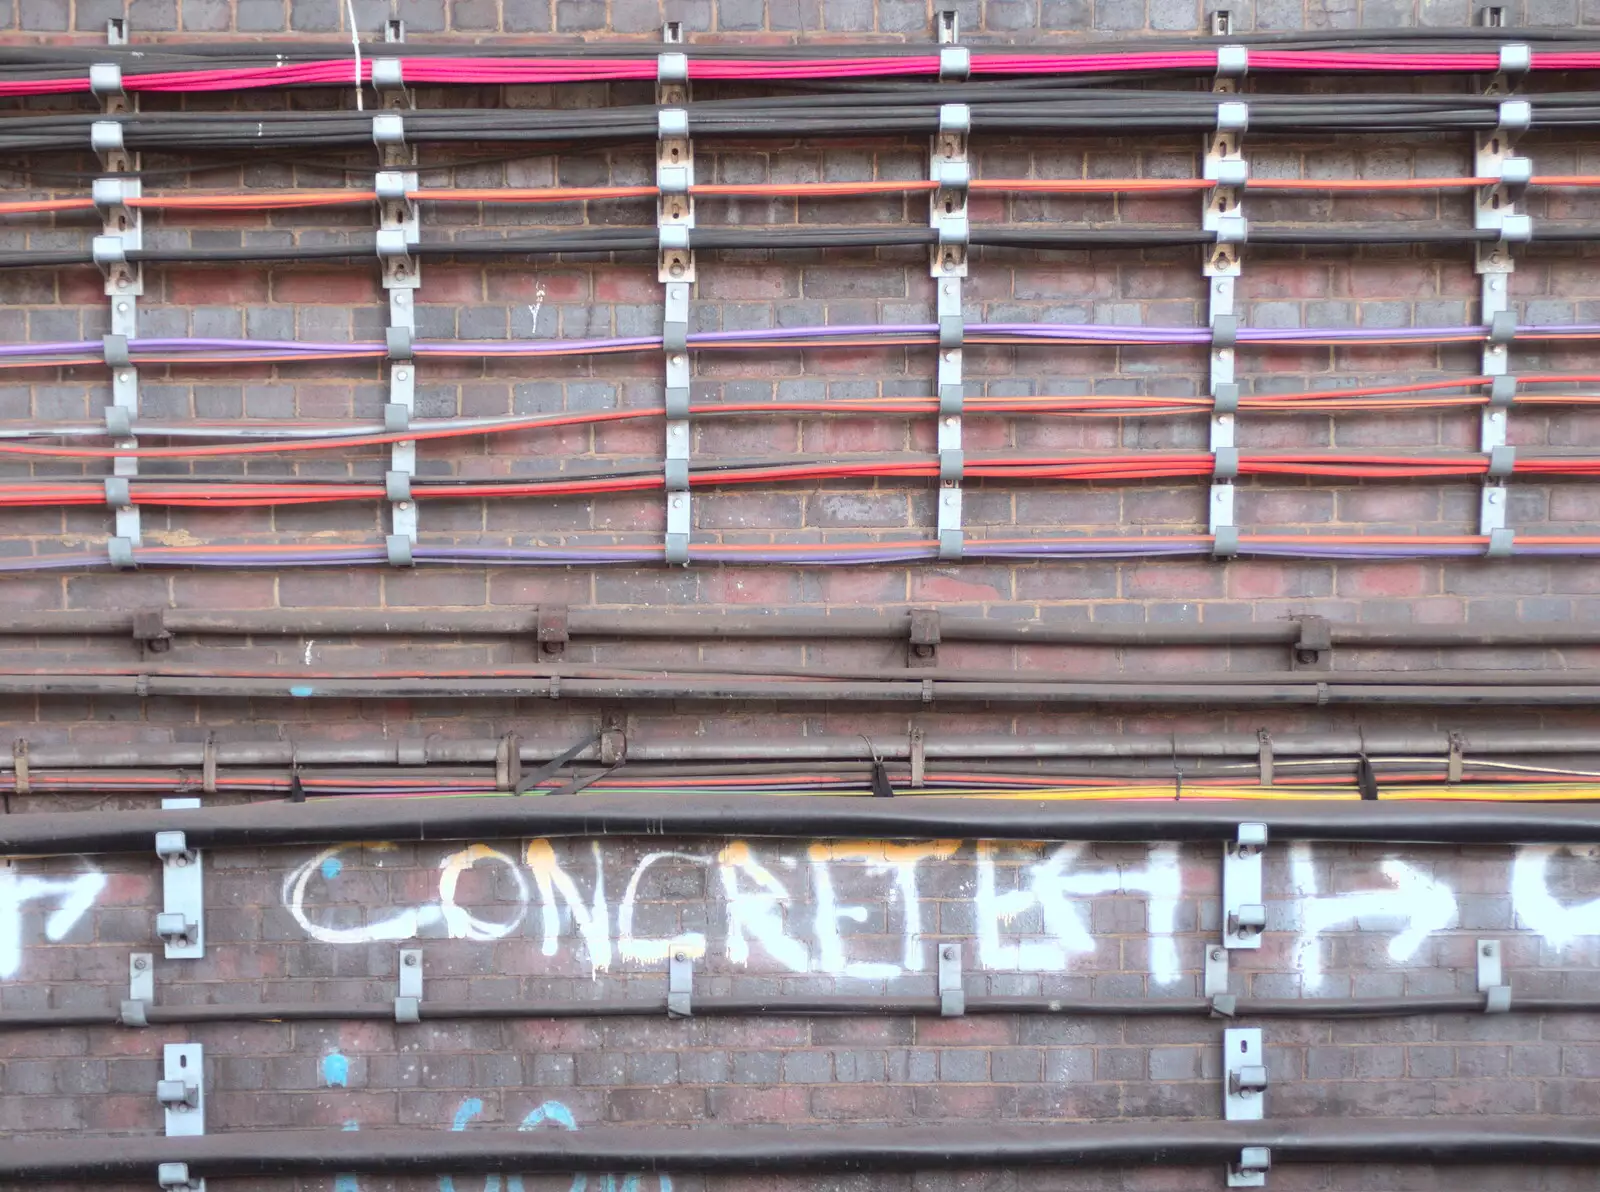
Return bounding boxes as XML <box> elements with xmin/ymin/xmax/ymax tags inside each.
<box><xmin>8</xmin><ymin>322</ymin><xmax>1600</xmax><ymax>362</ymax></box>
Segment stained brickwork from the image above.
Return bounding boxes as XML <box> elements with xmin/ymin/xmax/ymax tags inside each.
<box><xmin>4</xmin><ymin>0</ymin><xmax>1600</xmax><ymax>1188</ymax></box>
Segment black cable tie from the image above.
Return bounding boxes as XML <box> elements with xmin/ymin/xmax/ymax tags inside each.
<box><xmin>516</xmin><ymin>730</ymin><xmax>603</xmax><ymax>796</ymax></box>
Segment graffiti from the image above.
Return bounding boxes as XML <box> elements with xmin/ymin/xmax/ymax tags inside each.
<box><xmin>284</xmin><ymin>837</ymin><xmax>1600</xmax><ymax>987</ymax></box>
<box><xmin>441</xmin><ymin>1096</ymin><xmax>670</xmax><ymax>1192</ymax></box>
<box><xmin>1288</xmin><ymin>843</ymin><xmax>1458</xmax><ymax>991</ymax></box>
<box><xmin>974</xmin><ymin>842</ymin><xmax>1182</xmax><ymax>984</ymax></box>
<box><xmin>0</xmin><ymin>861</ymin><xmax>105</xmax><ymax>979</ymax></box>
<box><xmin>1511</xmin><ymin>845</ymin><xmax>1600</xmax><ymax>948</ymax></box>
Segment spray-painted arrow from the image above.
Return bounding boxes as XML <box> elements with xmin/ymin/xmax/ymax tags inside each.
<box><xmin>1289</xmin><ymin>842</ymin><xmax>1458</xmax><ymax>992</ymax></box>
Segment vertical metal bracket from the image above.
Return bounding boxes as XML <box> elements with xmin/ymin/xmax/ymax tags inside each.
<box><xmin>1222</xmin><ymin>822</ymin><xmax>1267</xmax><ymax>949</ymax></box>
<box><xmin>908</xmin><ymin>608</ymin><xmax>941</xmax><ymax>667</ymax></box>
<box><xmin>1223</xmin><ymin>1026</ymin><xmax>1266</xmax><ymax>1121</ymax></box>
<box><xmin>158</xmin><ymin>1043</ymin><xmax>204</xmax><ymax>1137</ymax></box>
<box><xmin>1205</xmin><ymin>23</ymin><xmax>1247</xmax><ymax>560</ymax></box>
<box><xmin>931</xmin><ymin>22</ymin><xmax>969</xmax><ymax>562</ymax></box>
<box><xmin>1289</xmin><ymin>615</ymin><xmax>1331</xmax><ymax>672</ymax></box>
<box><xmin>395</xmin><ymin>947</ymin><xmax>423</xmax><ymax>1023</ymax></box>
<box><xmin>376</xmin><ymin>158</ymin><xmax>420</xmax><ymax>559</ymax></box>
<box><xmin>659</xmin><ymin>30</ymin><xmax>695</xmax><ymax>567</ymax></box>
<box><xmin>1477</xmin><ymin>939</ymin><xmax>1511</xmax><ymax>1013</ymax></box>
<box><xmin>667</xmin><ymin>948</ymin><xmax>693</xmax><ymax>1018</ymax></box>
<box><xmin>1228</xmin><ymin>1146</ymin><xmax>1271</xmax><ymax>1188</ymax></box>
<box><xmin>1474</xmin><ymin>16</ymin><xmax>1530</xmax><ymax>552</ymax></box>
<box><xmin>97</xmin><ymin>17</ymin><xmax>142</xmax><ymax>559</ymax></box>
<box><xmin>155</xmin><ymin>798</ymin><xmax>203</xmax><ymax>959</ymax></box>
<box><xmin>938</xmin><ymin>942</ymin><xmax>965</xmax><ymax>1017</ymax></box>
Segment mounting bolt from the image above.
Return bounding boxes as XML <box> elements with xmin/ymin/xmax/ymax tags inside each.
<box><xmin>674</xmin><ymin>950</ymin><xmax>686</xmax><ymax>963</ymax></box>
<box><xmin>1211</xmin><ymin>948</ymin><xmax>1225</xmax><ymax>961</ymax></box>
<box><xmin>134</xmin><ymin>956</ymin><xmax>149</xmax><ymax>970</ymax></box>
<box><xmin>404</xmin><ymin>953</ymin><xmax>418</xmax><ymax>966</ymax></box>
<box><xmin>943</xmin><ymin>946</ymin><xmax>956</xmax><ymax>960</ymax></box>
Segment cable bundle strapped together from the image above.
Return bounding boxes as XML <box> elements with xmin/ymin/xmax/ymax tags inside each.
<box><xmin>6</xmin><ymin>30</ymin><xmax>1600</xmax><ymax>96</ymax></box>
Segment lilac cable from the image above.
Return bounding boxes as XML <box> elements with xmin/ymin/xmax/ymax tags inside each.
<box><xmin>8</xmin><ymin>322</ymin><xmax>1600</xmax><ymax>362</ymax></box>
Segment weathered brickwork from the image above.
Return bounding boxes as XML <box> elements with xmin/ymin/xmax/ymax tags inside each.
<box><xmin>4</xmin><ymin>0</ymin><xmax>1600</xmax><ymax>1187</ymax></box>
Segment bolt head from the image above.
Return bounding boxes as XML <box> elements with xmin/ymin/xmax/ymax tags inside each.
<box><xmin>404</xmin><ymin>953</ymin><xmax>418</xmax><ymax>966</ymax></box>
<box><xmin>942</xmin><ymin>946</ymin><xmax>956</xmax><ymax>960</ymax></box>
<box><xmin>1211</xmin><ymin>948</ymin><xmax>1225</xmax><ymax>961</ymax></box>
<box><xmin>674</xmin><ymin>951</ymin><xmax>686</xmax><ymax>962</ymax></box>
<box><xmin>134</xmin><ymin>956</ymin><xmax>149</xmax><ymax>970</ymax></box>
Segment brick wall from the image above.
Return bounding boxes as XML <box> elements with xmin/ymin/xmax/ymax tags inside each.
<box><xmin>4</xmin><ymin>835</ymin><xmax>1600</xmax><ymax>1190</ymax></box>
<box><xmin>4</xmin><ymin>0</ymin><xmax>1600</xmax><ymax>1187</ymax></box>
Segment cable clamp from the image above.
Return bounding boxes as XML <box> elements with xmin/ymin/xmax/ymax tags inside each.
<box><xmin>1212</xmin><ymin>525</ymin><xmax>1240</xmax><ymax>559</ymax></box>
<box><xmin>383</xmin><ymin>402</ymin><xmax>410</xmax><ymax>433</ymax></box>
<box><xmin>106</xmin><ymin>405</ymin><xmax>133</xmax><ymax>438</ymax></box>
<box><xmin>667</xmin><ymin>949</ymin><xmax>693</xmax><ymax>1017</ymax></box>
<box><xmin>1215</xmin><ymin>100</ymin><xmax>1249</xmax><ymax>133</ymax></box>
<box><xmin>934</xmin><ymin>43</ymin><xmax>970</xmax><ymax>81</ymax></box>
<box><xmin>939</xmin><ymin>448</ymin><xmax>964</xmax><ymax>485</ymax></box>
<box><xmin>372</xmin><ymin>113</ymin><xmax>406</xmax><ymax>146</ymax></box>
<box><xmin>931</xmin><ymin>158</ymin><xmax>971</xmax><ymax>190</ymax></box>
<box><xmin>1213</xmin><ymin>382</ymin><xmax>1240</xmax><ymax>415</ymax></box>
<box><xmin>102</xmin><ymin>333</ymin><xmax>131</xmax><ymax>368</ymax></box>
<box><xmin>1228</xmin><ymin>1146</ymin><xmax>1271</xmax><ymax>1188</ymax></box>
<box><xmin>1211</xmin><ymin>313</ymin><xmax>1238</xmax><ymax>348</ymax></box>
<box><xmin>1206</xmin><ymin>158</ymin><xmax>1248</xmax><ymax>188</ymax></box>
<box><xmin>1498</xmin><ymin>42</ymin><xmax>1530</xmax><ymax>75</ymax></box>
<box><xmin>108</xmin><ymin>537</ymin><xmax>137</xmax><ymax>569</ymax></box>
<box><xmin>105</xmin><ymin>477</ymin><xmax>132</xmax><ymax>509</ymax></box>
<box><xmin>1212</xmin><ymin>446</ymin><xmax>1240</xmax><ymax>481</ymax></box>
<box><xmin>92</xmin><ymin>176</ymin><xmax>137</xmax><ymax>214</ymax></box>
<box><xmin>89</xmin><ymin>61</ymin><xmax>125</xmax><ymax>96</ymax></box>
<box><xmin>937</xmin><ymin>280</ymin><xmax>964</xmax><ymax>349</ymax></box>
<box><xmin>937</xmin><ymin>101</ymin><xmax>971</xmax><ymax>136</ymax></box>
<box><xmin>92</xmin><ymin>235</ymin><xmax>128</xmax><ymax>267</ymax></box>
<box><xmin>1215</xmin><ymin>45</ymin><xmax>1248</xmax><ymax>77</ymax></box>
<box><xmin>1487</xmin><ymin>309</ymin><xmax>1517</xmax><ymax>345</ymax></box>
<box><xmin>937</xmin><ymin>942</ymin><xmax>964</xmax><ymax>1015</ymax></box>
<box><xmin>395</xmin><ymin>947</ymin><xmax>422</xmax><ymax>1022</ymax></box>
<box><xmin>1495</xmin><ymin>154</ymin><xmax>1532</xmax><ymax>193</ymax></box>
<box><xmin>657</xmin><ymin>50</ymin><xmax>688</xmax><ymax>85</ymax></box>
<box><xmin>1496</xmin><ymin>98</ymin><xmax>1532</xmax><ymax>136</ymax></box>
<box><xmin>1215</xmin><ymin>218</ymin><xmax>1248</xmax><ymax>245</ymax></box>
<box><xmin>375</xmin><ymin>226</ymin><xmax>413</xmax><ymax>260</ymax></box>
<box><xmin>1209</xmin><ymin>993</ymin><xmax>1237</xmax><ymax>1018</ymax></box>
<box><xmin>385</xmin><ymin>326</ymin><xmax>414</xmax><ymax>360</ymax></box>
<box><xmin>1485</xmin><ymin>444</ymin><xmax>1515</xmax><ymax>479</ymax></box>
<box><xmin>1485</xmin><ymin>526</ymin><xmax>1515</xmax><ymax>558</ymax></box>
<box><xmin>384</xmin><ymin>470</ymin><xmax>413</xmax><ymax>503</ymax></box>
<box><xmin>385</xmin><ymin>534</ymin><xmax>414</xmax><ymax>568</ymax></box>
<box><xmin>1496</xmin><ymin>212</ymin><xmax>1532</xmax><ymax>244</ymax></box>
<box><xmin>371</xmin><ymin>57</ymin><xmax>404</xmax><ymax>90</ymax></box>
<box><xmin>158</xmin><ymin>1162</ymin><xmax>203</xmax><ymax>1190</ymax></box>
<box><xmin>937</xmin><ymin>346</ymin><xmax>963</xmax><ymax>415</ymax></box>
<box><xmin>90</xmin><ymin>119</ymin><xmax>125</xmax><ymax>156</ymax></box>
<box><xmin>1488</xmin><ymin>374</ymin><xmax>1517</xmax><ymax>408</ymax></box>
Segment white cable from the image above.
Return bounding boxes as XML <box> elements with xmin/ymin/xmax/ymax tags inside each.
<box><xmin>345</xmin><ymin>0</ymin><xmax>364</xmax><ymax>112</ymax></box>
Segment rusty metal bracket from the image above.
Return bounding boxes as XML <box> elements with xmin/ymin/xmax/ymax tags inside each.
<box><xmin>133</xmin><ymin>608</ymin><xmax>172</xmax><ymax>654</ymax></box>
<box><xmin>1289</xmin><ymin>616</ymin><xmax>1331</xmax><ymax>672</ymax></box>
<box><xmin>908</xmin><ymin>609</ymin><xmax>941</xmax><ymax>667</ymax></box>
<box><xmin>537</xmin><ymin>605</ymin><xmax>569</xmax><ymax>657</ymax></box>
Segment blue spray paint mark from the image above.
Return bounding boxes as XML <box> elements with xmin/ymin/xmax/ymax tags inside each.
<box><xmin>321</xmin><ymin>856</ymin><xmax>343</xmax><ymax>881</ymax></box>
<box><xmin>333</xmin><ymin>1120</ymin><xmax>361</xmax><ymax>1192</ymax></box>
<box><xmin>441</xmin><ymin>1098</ymin><xmax>670</xmax><ymax>1192</ymax></box>
<box><xmin>290</xmin><ymin>685</ymin><xmax>315</xmax><ymax>697</ymax></box>
<box><xmin>322</xmin><ymin>1052</ymin><xmax>349</xmax><ymax>1088</ymax></box>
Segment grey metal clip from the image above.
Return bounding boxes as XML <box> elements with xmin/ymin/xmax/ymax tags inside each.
<box><xmin>1485</xmin><ymin>526</ymin><xmax>1515</xmax><ymax>558</ymax></box>
<box><xmin>371</xmin><ymin>57</ymin><xmax>404</xmax><ymax>90</ymax></box>
<box><xmin>1222</xmin><ymin>822</ymin><xmax>1267</xmax><ymax>949</ymax></box>
<box><xmin>657</xmin><ymin>51</ymin><xmax>688</xmax><ymax>84</ymax></box>
<box><xmin>395</xmin><ymin>947</ymin><xmax>422</xmax><ymax>1023</ymax></box>
<box><xmin>384</xmin><ymin>470</ymin><xmax>413</xmax><ymax>503</ymax></box>
<box><xmin>938</xmin><ymin>45</ymin><xmax>970</xmax><ymax>81</ymax></box>
<box><xmin>1216</xmin><ymin>100</ymin><xmax>1249</xmax><ymax>132</ymax></box>
<box><xmin>372</xmin><ymin>113</ymin><xmax>406</xmax><ymax>146</ymax></box>
<box><xmin>1223</xmin><ymin>1027</ymin><xmax>1266</xmax><ymax>1121</ymax></box>
<box><xmin>158</xmin><ymin>1162</ymin><xmax>204</xmax><ymax>1191</ymax></box>
<box><xmin>1477</xmin><ymin>939</ymin><xmax>1511</xmax><ymax>1012</ymax></box>
<box><xmin>1215</xmin><ymin>45</ymin><xmax>1249</xmax><ymax>77</ymax></box>
<box><xmin>1487</xmin><ymin>309</ymin><xmax>1518</xmax><ymax>345</ymax></box>
<box><xmin>667</xmin><ymin>949</ymin><xmax>693</xmax><ymax>1017</ymax></box>
<box><xmin>1486</xmin><ymin>444</ymin><xmax>1516</xmax><ymax>479</ymax></box>
<box><xmin>384</xmin><ymin>402</ymin><xmax>411</xmax><ymax>433</ymax></box>
<box><xmin>1204</xmin><ymin>944</ymin><xmax>1230</xmax><ymax>997</ymax></box>
<box><xmin>385</xmin><ymin>534</ymin><xmax>414</xmax><ymax>568</ymax></box>
<box><xmin>122</xmin><ymin>951</ymin><xmax>154</xmax><ymax>1027</ymax></box>
<box><xmin>938</xmin><ymin>942</ymin><xmax>964</xmax><ymax>1016</ymax></box>
<box><xmin>108</xmin><ymin>537</ymin><xmax>137</xmax><ymax>569</ymax></box>
<box><xmin>1488</xmin><ymin>374</ymin><xmax>1517</xmax><ymax>407</ymax></box>
<box><xmin>386</xmin><ymin>326</ymin><xmax>414</xmax><ymax>360</ymax></box>
<box><xmin>91</xmin><ymin>119</ymin><xmax>125</xmax><ymax>156</ymax></box>
<box><xmin>160</xmin><ymin>1043</ymin><xmax>204</xmax><ymax>1136</ymax></box>
<box><xmin>1228</xmin><ymin>1146</ymin><xmax>1271</xmax><ymax>1188</ymax></box>
<box><xmin>1212</xmin><ymin>446</ymin><xmax>1240</xmax><ymax>481</ymax></box>
<box><xmin>104</xmin><ymin>476</ymin><xmax>131</xmax><ymax>509</ymax></box>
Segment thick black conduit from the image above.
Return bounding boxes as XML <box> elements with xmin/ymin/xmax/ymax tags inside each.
<box><xmin>9</xmin><ymin>608</ymin><xmax>1600</xmax><ymax>648</ymax></box>
<box><xmin>3</xmin><ymin>795</ymin><xmax>1599</xmax><ymax>855</ymax></box>
<box><xmin>3</xmin><ymin>1119</ymin><xmax>1596</xmax><ymax>1179</ymax></box>
<box><xmin>2</xmin><ymin>993</ymin><xmax>1591</xmax><ymax>1031</ymax></box>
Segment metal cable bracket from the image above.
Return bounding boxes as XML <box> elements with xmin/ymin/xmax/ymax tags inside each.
<box><xmin>1477</xmin><ymin>938</ymin><xmax>1511</xmax><ymax>1013</ymax></box>
<box><xmin>1223</xmin><ymin>1025</ymin><xmax>1266</xmax><ymax>1122</ymax></box>
<box><xmin>932</xmin><ymin>81</ymin><xmax>970</xmax><ymax>561</ymax></box>
<box><xmin>158</xmin><ymin>1043</ymin><xmax>204</xmax><ymax>1138</ymax></box>
<box><xmin>121</xmin><ymin>951</ymin><xmax>153</xmax><ymax>1027</ymax></box>
<box><xmin>395</xmin><ymin>947</ymin><xmax>423</xmax><ymax>1023</ymax></box>
<box><xmin>1475</xmin><ymin>29</ymin><xmax>1532</xmax><ymax>557</ymax></box>
<box><xmin>668</xmin><ymin>948</ymin><xmax>693</xmax><ymax>1017</ymax></box>
<box><xmin>659</xmin><ymin>24</ymin><xmax>695</xmax><ymax>566</ymax></box>
<box><xmin>376</xmin><ymin>111</ymin><xmax>420</xmax><ymax>565</ymax></box>
<box><xmin>938</xmin><ymin>941</ymin><xmax>965</xmax><ymax>1016</ymax></box>
<box><xmin>155</xmin><ymin>798</ymin><xmax>203</xmax><ymax>959</ymax></box>
<box><xmin>1222</xmin><ymin>821</ymin><xmax>1267</xmax><ymax>949</ymax></box>
<box><xmin>1206</xmin><ymin>26</ymin><xmax>1247</xmax><ymax>562</ymax></box>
